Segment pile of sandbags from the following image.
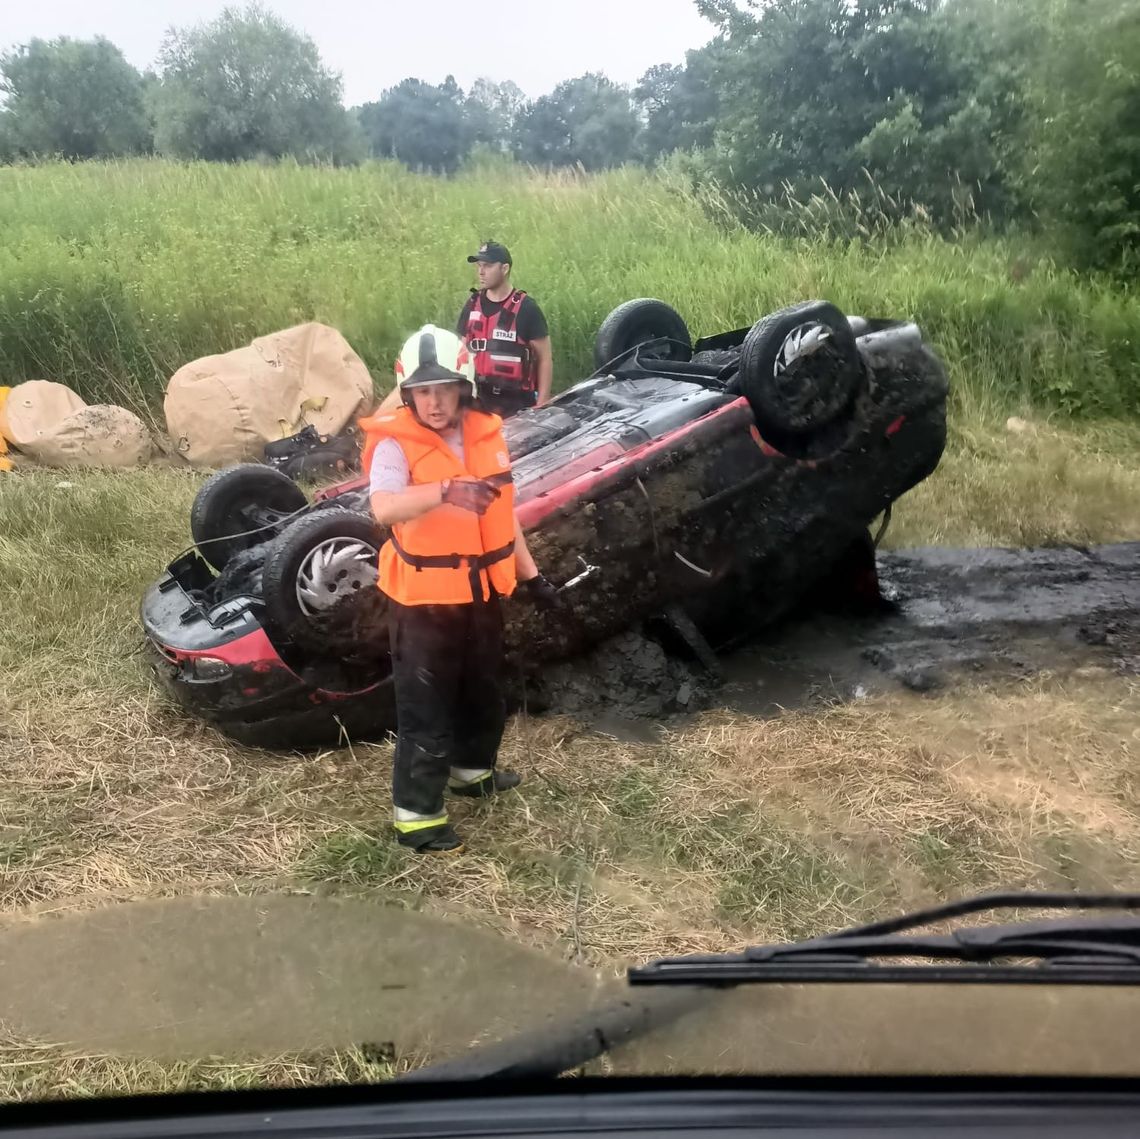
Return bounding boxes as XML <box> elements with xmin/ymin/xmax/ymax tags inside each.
<box><xmin>164</xmin><ymin>323</ymin><xmax>374</xmax><ymax>468</ymax></box>
<box><xmin>0</xmin><ymin>323</ymin><xmax>374</xmax><ymax>474</ymax></box>
<box><xmin>0</xmin><ymin>380</ymin><xmax>151</xmax><ymax>470</ymax></box>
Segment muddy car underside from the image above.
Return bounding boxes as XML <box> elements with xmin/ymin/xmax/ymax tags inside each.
<box><xmin>142</xmin><ymin>301</ymin><xmax>950</xmax><ymax>746</ymax></box>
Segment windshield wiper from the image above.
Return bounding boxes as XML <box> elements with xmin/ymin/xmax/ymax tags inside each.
<box><xmin>404</xmin><ymin>893</ymin><xmax>1140</xmax><ymax>1082</ymax></box>
<box><xmin>398</xmin><ymin>990</ymin><xmax>708</xmax><ymax>1083</ymax></box>
<box><xmin>630</xmin><ymin>892</ymin><xmax>1140</xmax><ymax>987</ymax></box>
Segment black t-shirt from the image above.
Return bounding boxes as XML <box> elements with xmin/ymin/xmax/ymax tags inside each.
<box><xmin>458</xmin><ymin>291</ymin><xmax>549</xmax><ymax>343</ymax></box>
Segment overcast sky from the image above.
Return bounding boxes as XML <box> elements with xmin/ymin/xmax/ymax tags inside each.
<box><xmin>1</xmin><ymin>0</ymin><xmax>716</xmax><ymax>105</ymax></box>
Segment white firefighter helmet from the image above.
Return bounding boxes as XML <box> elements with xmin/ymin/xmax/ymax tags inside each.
<box><xmin>395</xmin><ymin>325</ymin><xmax>476</xmax><ymax>402</ymax></box>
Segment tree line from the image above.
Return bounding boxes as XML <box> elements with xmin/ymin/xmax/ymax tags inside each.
<box><xmin>1</xmin><ymin>0</ymin><xmax>1137</xmax><ymax>270</ymax></box>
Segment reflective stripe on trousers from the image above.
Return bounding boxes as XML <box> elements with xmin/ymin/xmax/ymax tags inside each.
<box><xmin>392</xmin><ymin>806</ymin><xmax>449</xmax><ymax>835</ymax></box>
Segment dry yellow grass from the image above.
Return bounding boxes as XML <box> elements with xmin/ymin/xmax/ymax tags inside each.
<box><xmin>0</xmin><ymin>1032</ymin><xmax>395</xmax><ymax>1101</ymax></box>
<box><xmin>886</xmin><ymin>416</ymin><xmax>1140</xmax><ymax>548</ymax></box>
<box><xmin>0</xmin><ymin>418</ymin><xmax>1138</xmax><ymax>1099</ymax></box>
<box><xmin>1</xmin><ymin>673</ymin><xmax>1136</xmax><ymax>1101</ymax></box>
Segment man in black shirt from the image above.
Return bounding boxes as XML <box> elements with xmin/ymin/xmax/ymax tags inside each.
<box><xmin>458</xmin><ymin>242</ymin><xmax>553</xmax><ymax>419</ymax></box>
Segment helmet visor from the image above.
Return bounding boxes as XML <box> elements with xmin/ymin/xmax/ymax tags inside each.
<box><xmin>402</xmin><ymin>363</ymin><xmax>467</xmax><ymax>388</ymax></box>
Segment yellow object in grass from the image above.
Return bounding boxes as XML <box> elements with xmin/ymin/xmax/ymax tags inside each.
<box><xmin>0</xmin><ymin>386</ymin><xmax>12</xmax><ymax>469</ymax></box>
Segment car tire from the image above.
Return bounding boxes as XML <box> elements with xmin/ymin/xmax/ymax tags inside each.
<box><xmin>594</xmin><ymin>298</ymin><xmax>692</xmax><ymax>370</ymax></box>
<box><xmin>738</xmin><ymin>301</ymin><xmax>862</xmax><ymax>436</ymax></box>
<box><xmin>191</xmin><ymin>464</ymin><xmax>309</xmax><ymax>572</ymax></box>
<box><xmin>261</xmin><ymin>509</ymin><xmax>387</xmax><ymax>653</ymax></box>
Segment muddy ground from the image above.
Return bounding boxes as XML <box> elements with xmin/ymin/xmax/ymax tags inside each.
<box><xmin>539</xmin><ymin>540</ymin><xmax>1139</xmax><ymax>734</ymax></box>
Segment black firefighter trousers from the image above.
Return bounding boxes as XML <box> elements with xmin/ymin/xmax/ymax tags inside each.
<box><xmin>389</xmin><ymin>596</ymin><xmax>507</xmax><ymax>823</ymax></box>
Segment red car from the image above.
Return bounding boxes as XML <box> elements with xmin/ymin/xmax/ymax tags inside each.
<box><xmin>141</xmin><ymin>299</ymin><xmax>949</xmax><ymax>747</ymax></box>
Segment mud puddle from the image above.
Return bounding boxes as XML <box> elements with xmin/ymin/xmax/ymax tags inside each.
<box><xmin>721</xmin><ymin>541</ymin><xmax>1139</xmax><ymax>715</ymax></box>
<box><xmin>546</xmin><ymin>542</ymin><xmax>1139</xmax><ymax>728</ymax></box>
<box><xmin>0</xmin><ymin>895</ymin><xmax>616</xmax><ymax>1061</ymax></box>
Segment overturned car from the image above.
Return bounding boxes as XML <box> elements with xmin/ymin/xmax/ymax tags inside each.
<box><xmin>141</xmin><ymin>299</ymin><xmax>950</xmax><ymax>747</ymax></box>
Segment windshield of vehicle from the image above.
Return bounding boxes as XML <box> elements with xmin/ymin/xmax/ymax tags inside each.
<box><xmin>1</xmin><ymin>0</ymin><xmax>1138</xmax><ymax>1105</ymax></box>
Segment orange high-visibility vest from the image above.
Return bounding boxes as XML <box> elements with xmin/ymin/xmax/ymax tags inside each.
<box><xmin>359</xmin><ymin>405</ymin><xmax>517</xmax><ymax>605</ymax></box>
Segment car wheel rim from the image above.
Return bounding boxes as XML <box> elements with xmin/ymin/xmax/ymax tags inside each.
<box><xmin>774</xmin><ymin>322</ymin><xmax>831</xmax><ymax>378</ymax></box>
<box><xmin>296</xmin><ymin>538</ymin><xmax>379</xmax><ymax>616</ymax></box>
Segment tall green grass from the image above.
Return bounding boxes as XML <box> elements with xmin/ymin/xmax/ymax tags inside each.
<box><xmin>0</xmin><ymin>157</ymin><xmax>1137</xmax><ymax>421</ymax></box>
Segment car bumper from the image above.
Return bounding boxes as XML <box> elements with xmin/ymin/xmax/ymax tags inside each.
<box><xmin>140</xmin><ymin>557</ymin><xmax>393</xmax><ymax>749</ymax></box>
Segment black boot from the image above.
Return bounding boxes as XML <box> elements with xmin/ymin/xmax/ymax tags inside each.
<box><xmin>449</xmin><ymin>770</ymin><xmax>522</xmax><ymax>799</ymax></box>
<box><xmin>395</xmin><ymin>822</ymin><xmax>465</xmax><ymax>854</ymax></box>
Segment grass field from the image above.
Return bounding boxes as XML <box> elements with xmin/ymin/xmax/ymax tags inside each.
<box><xmin>1</xmin><ymin>432</ymin><xmax>1138</xmax><ymax>1098</ymax></box>
<box><xmin>1</xmin><ymin>158</ymin><xmax>1138</xmax><ymax>421</ymax></box>
<box><xmin>1</xmin><ymin>158</ymin><xmax>1139</xmax><ymax>1099</ymax></box>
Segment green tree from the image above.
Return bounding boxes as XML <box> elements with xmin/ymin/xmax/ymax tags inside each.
<box><xmin>150</xmin><ymin>4</ymin><xmax>359</xmax><ymax>163</ymax></box>
<box><xmin>684</xmin><ymin>0</ymin><xmax>1028</xmax><ymax>225</ymax></box>
<box><xmin>466</xmin><ymin>78</ymin><xmax>526</xmax><ymax>152</ymax></box>
<box><xmin>513</xmin><ymin>73</ymin><xmax>641</xmax><ymax>169</ymax></box>
<box><xmin>357</xmin><ymin>76</ymin><xmax>473</xmax><ymax>172</ymax></box>
<box><xmin>634</xmin><ymin>52</ymin><xmax>722</xmax><ymax>161</ymax></box>
<box><xmin>1025</xmin><ymin>0</ymin><xmax>1140</xmax><ymax>271</ymax></box>
<box><xmin>0</xmin><ymin>37</ymin><xmax>151</xmax><ymax>159</ymax></box>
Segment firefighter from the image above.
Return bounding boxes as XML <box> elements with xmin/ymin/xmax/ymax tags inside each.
<box><xmin>360</xmin><ymin>325</ymin><xmax>561</xmax><ymax>855</ymax></box>
<box><xmin>458</xmin><ymin>241</ymin><xmax>553</xmax><ymax>418</ymax></box>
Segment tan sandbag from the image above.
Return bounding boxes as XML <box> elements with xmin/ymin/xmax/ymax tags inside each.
<box><xmin>251</xmin><ymin>323</ymin><xmax>375</xmax><ymax>432</ymax></box>
<box><xmin>164</xmin><ymin>323</ymin><xmax>374</xmax><ymax>468</ymax></box>
<box><xmin>25</xmin><ymin>405</ymin><xmax>152</xmax><ymax>469</ymax></box>
<box><xmin>0</xmin><ymin>380</ymin><xmax>87</xmax><ymax>449</ymax></box>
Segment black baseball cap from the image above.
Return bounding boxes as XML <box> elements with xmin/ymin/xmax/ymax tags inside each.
<box><xmin>467</xmin><ymin>241</ymin><xmax>512</xmax><ymax>265</ymax></box>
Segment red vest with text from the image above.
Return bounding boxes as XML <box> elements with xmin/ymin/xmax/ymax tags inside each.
<box><xmin>359</xmin><ymin>406</ymin><xmax>517</xmax><ymax>605</ymax></box>
<box><xmin>463</xmin><ymin>290</ymin><xmax>537</xmax><ymax>396</ymax></box>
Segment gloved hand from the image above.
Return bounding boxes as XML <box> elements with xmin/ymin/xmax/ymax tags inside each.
<box><xmin>441</xmin><ymin>477</ymin><xmax>500</xmax><ymax>515</ymax></box>
<box><xmin>522</xmin><ymin>573</ymin><xmax>565</xmax><ymax>611</ymax></box>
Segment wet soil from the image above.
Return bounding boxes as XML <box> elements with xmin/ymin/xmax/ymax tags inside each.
<box><xmin>732</xmin><ymin>540</ymin><xmax>1140</xmax><ymax>710</ymax></box>
<box><xmin>532</xmin><ymin>630</ymin><xmax>712</xmax><ymax>724</ymax></box>
<box><xmin>542</xmin><ymin>541</ymin><xmax>1139</xmax><ymax>728</ymax></box>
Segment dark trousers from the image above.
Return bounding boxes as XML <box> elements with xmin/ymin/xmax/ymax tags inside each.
<box><xmin>476</xmin><ymin>382</ymin><xmax>537</xmax><ymax>420</ymax></box>
<box><xmin>389</xmin><ymin>597</ymin><xmax>507</xmax><ymax>818</ymax></box>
